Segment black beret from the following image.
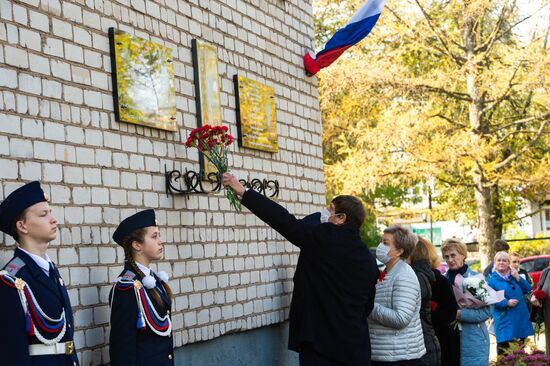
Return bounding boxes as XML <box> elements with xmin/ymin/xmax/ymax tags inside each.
<box><xmin>0</xmin><ymin>181</ymin><xmax>49</xmax><ymax>237</ymax></box>
<box><xmin>112</xmin><ymin>209</ymin><xmax>158</xmax><ymax>245</ymax></box>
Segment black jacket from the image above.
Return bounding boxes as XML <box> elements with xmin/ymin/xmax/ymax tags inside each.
<box><xmin>431</xmin><ymin>268</ymin><xmax>460</xmax><ymax>366</ymax></box>
<box><xmin>109</xmin><ymin>263</ymin><xmax>173</xmax><ymax>366</ymax></box>
<box><xmin>411</xmin><ymin>260</ymin><xmax>441</xmax><ymax>366</ymax></box>
<box><xmin>241</xmin><ymin>190</ymin><xmax>379</xmax><ymax>365</ymax></box>
<box><xmin>0</xmin><ymin>248</ymin><xmax>79</xmax><ymax>366</ymax></box>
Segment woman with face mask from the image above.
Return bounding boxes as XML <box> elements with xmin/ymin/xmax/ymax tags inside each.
<box><xmin>368</xmin><ymin>225</ymin><xmax>426</xmax><ymax>366</ymax></box>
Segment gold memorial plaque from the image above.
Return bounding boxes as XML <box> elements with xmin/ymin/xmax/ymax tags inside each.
<box><xmin>234</xmin><ymin>75</ymin><xmax>278</xmax><ymax>153</ymax></box>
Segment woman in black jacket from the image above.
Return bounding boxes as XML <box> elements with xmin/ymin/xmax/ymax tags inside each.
<box><xmin>410</xmin><ymin>236</ymin><xmax>441</xmax><ymax>366</ymax></box>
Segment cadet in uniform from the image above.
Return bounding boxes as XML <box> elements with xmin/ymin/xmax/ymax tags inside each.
<box><xmin>109</xmin><ymin>209</ymin><xmax>174</xmax><ymax>365</ymax></box>
<box><xmin>0</xmin><ymin>181</ymin><xmax>79</xmax><ymax>366</ymax></box>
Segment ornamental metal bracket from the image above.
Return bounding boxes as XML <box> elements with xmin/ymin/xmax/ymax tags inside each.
<box><xmin>165</xmin><ymin>166</ymin><xmax>279</xmax><ymax>198</ymax></box>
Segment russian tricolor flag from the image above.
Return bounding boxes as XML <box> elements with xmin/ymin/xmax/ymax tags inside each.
<box><xmin>304</xmin><ymin>0</ymin><xmax>386</xmax><ymax>75</ymax></box>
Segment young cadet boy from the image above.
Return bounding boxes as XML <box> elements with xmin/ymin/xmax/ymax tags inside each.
<box><xmin>0</xmin><ymin>181</ymin><xmax>79</xmax><ymax>366</ymax></box>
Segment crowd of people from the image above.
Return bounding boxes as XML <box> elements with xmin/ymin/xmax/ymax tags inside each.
<box><xmin>1</xmin><ymin>178</ymin><xmax>549</xmax><ymax>366</ymax></box>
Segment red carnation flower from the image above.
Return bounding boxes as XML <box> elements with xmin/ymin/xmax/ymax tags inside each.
<box><xmin>430</xmin><ymin>300</ymin><xmax>438</xmax><ymax>311</ymax></box>
<box><xmin>534</xmin><ymin>289</ymin><xmax>547</xmax><ymax>301</ymax></box>
<box><xmin>378</xmin><ymin>271</ymin><xmax>386</xmax><ymax>282</ymax></box>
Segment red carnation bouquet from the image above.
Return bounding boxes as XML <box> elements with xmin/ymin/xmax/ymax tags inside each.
<box><xmin>531</xmin><ymin>289</ymin><xmax>547</xmax><ymax>341</ymax></box>
<box><xmin>185</xmin><ymin>124</ymin><xmax>241</xmax><ymax>211</ymax></box>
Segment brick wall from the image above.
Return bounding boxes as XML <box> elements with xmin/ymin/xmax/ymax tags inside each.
<box><xmin>0</xmin><ymin>0</ymin><xmax>323</xmax><ymax>364</ymax></box>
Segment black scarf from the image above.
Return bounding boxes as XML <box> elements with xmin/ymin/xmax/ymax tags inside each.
<box><xmin>447</xmin><ymin>264</ymin><xmax>469</xmax><ymax>286</ymax></box>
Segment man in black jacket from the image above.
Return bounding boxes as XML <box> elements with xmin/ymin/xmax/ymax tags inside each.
<box><xmin>222</xmin><ymin>173</ymin><xmax>379</xmax><ymax>366</ymax></box>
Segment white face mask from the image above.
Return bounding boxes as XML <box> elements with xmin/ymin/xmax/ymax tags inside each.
<box><xmin>320</xmin><ymin>208</ymin><xmax>331</xmax><ymax>223</ymax></box>
<box><xmin>376</xmin><ymin>243</ymin><xmax>393</xmax><ymax>264</ymax></box>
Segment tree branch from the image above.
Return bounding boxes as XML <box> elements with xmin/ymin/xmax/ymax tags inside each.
<box><xmin>481</xmin><ymin>61</ymin><xmax>523</xmax><ymax>114</ymax></box>
<box><xmin>474</xmin><ymin>1</ymin><xmax>511</xmax><ymax>54</ymax></box>
<box><xmin>491</xmin><ymin>113</ymin><xmax>550</xmax><ymax>133</ymax></box>
<box><xmin>413</xmin><ymin>0</ymin><xmax>465</xmax><ymax>59</ymax></box>
<box><xmin>385</xmin><ymin>5</ymin><xmax>466</xmax><ymax>65</ymax></box>
<box><xmin>494</xmin><ymin>119</ymin><xmax>550</xmax><ymax>170</ymax></box>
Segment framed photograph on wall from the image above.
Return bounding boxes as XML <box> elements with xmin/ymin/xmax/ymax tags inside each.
<box><xmin>109</xmin><ymin>28</ymin><xmax>177</xmax><ymax>131</ymax></box>
<box><xmin>192</xmin><ymin>39</ymin><xmax>223</xmax><ymax>174</ymax></box>
<box><xmin>234</xmin><ymin>75</ymin><xmax>278</xmax><ymax>153</ymax></box>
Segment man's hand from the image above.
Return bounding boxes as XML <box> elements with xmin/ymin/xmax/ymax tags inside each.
<box><xmin>222</xmin><ymin>173</ymin><xmax>245</xmax><ymax>197</ymax></box>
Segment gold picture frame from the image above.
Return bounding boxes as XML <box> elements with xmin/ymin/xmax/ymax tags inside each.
<box><xmin>109</xmin><ymin>28</ymin><xmax>177</xmax><ymax>131</ymax></box>
<box><xmin>234</xmin><ymin>75</ymin><xmax>278</xmax><ymax>153</ymax></box>
<box><xmin>192</xmin><ymin>39</ymin><xmax>223</xmax><ymax>174</ymax></box>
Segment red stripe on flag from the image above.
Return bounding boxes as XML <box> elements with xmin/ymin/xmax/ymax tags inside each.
<box><xmin>315</xmin><ymin>45</ymin><xmax>352</xmax><ymax>69</ymax></box>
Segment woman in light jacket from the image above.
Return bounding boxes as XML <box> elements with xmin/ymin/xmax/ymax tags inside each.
<box><xmin>442</xmin><ymin>238</ymin><xmax>491</xmax><ymax>366</ymax></box>
<box><xmin>369</xmin><ymin>225</ymin><xmax>426</xmax><ymax>366</ymax></box>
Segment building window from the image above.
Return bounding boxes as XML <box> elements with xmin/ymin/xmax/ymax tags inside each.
<box><xmin>545</xmin><ymin>208</ymin><xmax>550</xmax><ymax>230</ymax></box>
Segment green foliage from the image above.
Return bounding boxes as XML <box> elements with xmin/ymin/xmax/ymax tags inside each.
<box><xmin>360</xmin><ymin>208</ymin><xmax>381</xmax><ymax>248</ymax></box>
<box><xmin>507</xmin><ymin>231</ymin><xmax>550</xmax><ymax>257</ymax></box>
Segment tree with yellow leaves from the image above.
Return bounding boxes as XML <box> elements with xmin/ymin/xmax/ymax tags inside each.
<box><xmin>315</xmin><ymin>0</ymin><xmax>550</xmax><ymax>265</ymax></box>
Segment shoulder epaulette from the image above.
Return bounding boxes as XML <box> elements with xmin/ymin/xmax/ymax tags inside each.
<box><xmin>3</xmin><ymin>257</ymin><xmax>26</xmax><ymax>276</ymax></box>
<box><xmin>120</xmin><ymin>270</ymin><xmax>137</xmax><ymax>281</ymax></box>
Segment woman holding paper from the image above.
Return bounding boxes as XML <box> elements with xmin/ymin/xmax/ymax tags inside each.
<box><xmin>487</xmin><ymin>251</ymin><xmax>533</xmax><ymax>355</ymax></box>
<box><xmin>442</xmin><ymin>239</ymin><xmax>491</xmax><ymax>366</ymax></box>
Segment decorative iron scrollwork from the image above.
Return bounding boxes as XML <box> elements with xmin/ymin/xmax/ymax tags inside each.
<box><xmin>165</xmin><ymin>167</ymin><xmax>279</xmax><ymax>198</ymax></box>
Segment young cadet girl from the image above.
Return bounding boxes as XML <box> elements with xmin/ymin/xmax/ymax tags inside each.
<box><xmin>109</xmin><ymin>209</ymin><xmax>174</xmax><ymax>365</ymax></box>
<box><xmin>0</xmin><ymin>181</ymin><xmax>79</xmax><ymax>366</ymax></box>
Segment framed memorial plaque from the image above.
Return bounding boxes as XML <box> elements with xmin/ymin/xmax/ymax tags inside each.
<box><xmin>192</xmin><ymin>39</ymin><xmax>223</xmax><ymax>174</ymax></box>
<box><xmin>109</xmin><ymin>28</ymin><xmax>177</xmax><ymax>131</ymax></box>
<box><xmin>234</xmin><ymin>75</ymin><xmax>278</xmax><ymax>153</ymax></box>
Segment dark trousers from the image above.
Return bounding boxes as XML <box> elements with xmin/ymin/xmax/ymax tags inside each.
<box><xmin>299</xmin><ymin>344</ymin><xmax>349</xmax><ymax>366</ymax></box>
<box><xmin>497</xmin><ymin>338</ymin><xmax>526</xmax><ymax>355</ymax></box>
<box><xmin>372</xmin><ymin>360</ymin><xmax>420</xmax><ymax>366</ymax></box>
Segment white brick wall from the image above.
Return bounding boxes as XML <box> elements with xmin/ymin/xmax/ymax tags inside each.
<box><xmin>0</xmin><ymin>0</ymin><xmax>322</xmax><ymax>364</ymax></box>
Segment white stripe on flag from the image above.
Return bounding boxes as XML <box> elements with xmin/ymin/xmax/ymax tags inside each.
<box><xmin>347</xmin><ymin>0</ymin><xmax>386</xmax><ymax>26</ymax></box>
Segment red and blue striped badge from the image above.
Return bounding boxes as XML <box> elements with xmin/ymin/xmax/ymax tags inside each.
<box><xmin>114</xmin><ymin>279</ymin><xmax>172</xmax><ymax>336</ymax></box>
<box><xmin>1</xmin><ymin>273</ymin><xmax>66</xmax><ymax>344</ymax></box>
<box><xmin>304</xmin><ymin>0</ymin><xmax>386</xmax><ymax>75</ymax></box>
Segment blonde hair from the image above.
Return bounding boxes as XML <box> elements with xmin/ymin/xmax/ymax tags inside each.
<box><xmin>494</xmin><ymin>251</ymin><xmax>509</xmax><ymax>262</ymax></box>
<box><xmin>411</xmin><ymin>236</ymin><xmax>440</xmax><ymax>269</ymax></box>
<box><xmin>441</xmin><ymin>238</ymin><xmax>468</xmax><ymax>259</ymax></box>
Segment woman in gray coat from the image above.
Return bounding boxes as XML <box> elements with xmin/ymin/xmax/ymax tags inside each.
<box><xmin>369</xmin><ymin>225</ymin><xmax>426</xmax><ymax>366</ymax></box>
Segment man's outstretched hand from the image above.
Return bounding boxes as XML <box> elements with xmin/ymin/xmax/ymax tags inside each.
<box><xmin>222</xmin><ymin>173</ymin><xmax>245</xmax><ymax>197</ymax></box>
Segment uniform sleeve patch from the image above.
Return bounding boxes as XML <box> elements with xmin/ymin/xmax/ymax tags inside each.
<box><xmin>4</xmin><ymin>257</ymin><xmax>26</xmax><ymax>276</ymax></box>
<box><xmin>120</xmin><ymin>270</ymin><xmax>136</xmax><ymax>281</ymax></box>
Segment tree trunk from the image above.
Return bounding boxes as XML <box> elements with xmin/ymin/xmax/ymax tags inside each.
<box><xmin>474</xmin><ymin>169</ymin><xmax>496</xmax><ymax>269</ymax></box>
<box><xmin>493</xmin><ymin>184</ymin><xmax>503</xmax><ymax>242</ymax></box>
<box><xmin>463</xmin><ymin>8</ymin><xmax>495</xmax><ymax>269</ymax></box>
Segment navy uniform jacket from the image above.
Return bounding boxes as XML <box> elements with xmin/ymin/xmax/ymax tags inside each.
<box><xmin>109</xmin><ymin>263</ymin><xmax>174</xmax><ymax>366</ymax></box>
<box><xmin>241</xmin><ymin>190</ymin><xmax>379</xmax><ymax>366</ymax></box>
<box><xmin>0</xmin><ymin>248</ymin><xmax>78</xmax><ymax>366</ymax></box>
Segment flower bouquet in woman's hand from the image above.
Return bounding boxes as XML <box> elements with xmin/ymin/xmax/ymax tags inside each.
<box><xmin>453</xmin><ymin>273</ymin><xmax>504</xmax><ymax>309</ymax></box>
<box><xmin>530</xmin><ymin>289</ymin><xmax>547</xmax><ymax>341</ymax></box>
<box><xmin>185</xmin><ymin>124</ymin><xmax>241</xmax><ymax>211</ymax></box>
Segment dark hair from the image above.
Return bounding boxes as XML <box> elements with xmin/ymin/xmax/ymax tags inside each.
<box><xmin>493</xmin><ymin>239</ymin><xmax>510</xmax><ymax>252</ymax></box>
<box><xmin>120</xmin><ymin>228</ymin><xmax>172</xmax><ymax>308</ymax></box>
<box><xmin>331</xmin><ymin>195</ymin><xmax>366</xmax><ymax>228</ymax></box>
<box><xmin>11</xmin><ymin>209</ymin><xmax>29</xmax><ymax>242</ymax></box>
<box><xmin>383</xmin><ymin>224</ymin><xmax>417</xmax><ymax>259</ymax></box>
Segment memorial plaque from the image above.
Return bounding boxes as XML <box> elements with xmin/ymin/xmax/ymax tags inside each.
<box><xmin>109</xmin><ymin>28</ymin><xmax>177</xmax><ymax>131</ymax></box>
<box><xmin>192</xmin><ymin>39</ymin><xmax>223</xmax><ymax>174</ymax></box>
<box><xmin>234</xmin><ymin>75</ymin><xmax>278</xmax><ymax>153</ymax></box>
